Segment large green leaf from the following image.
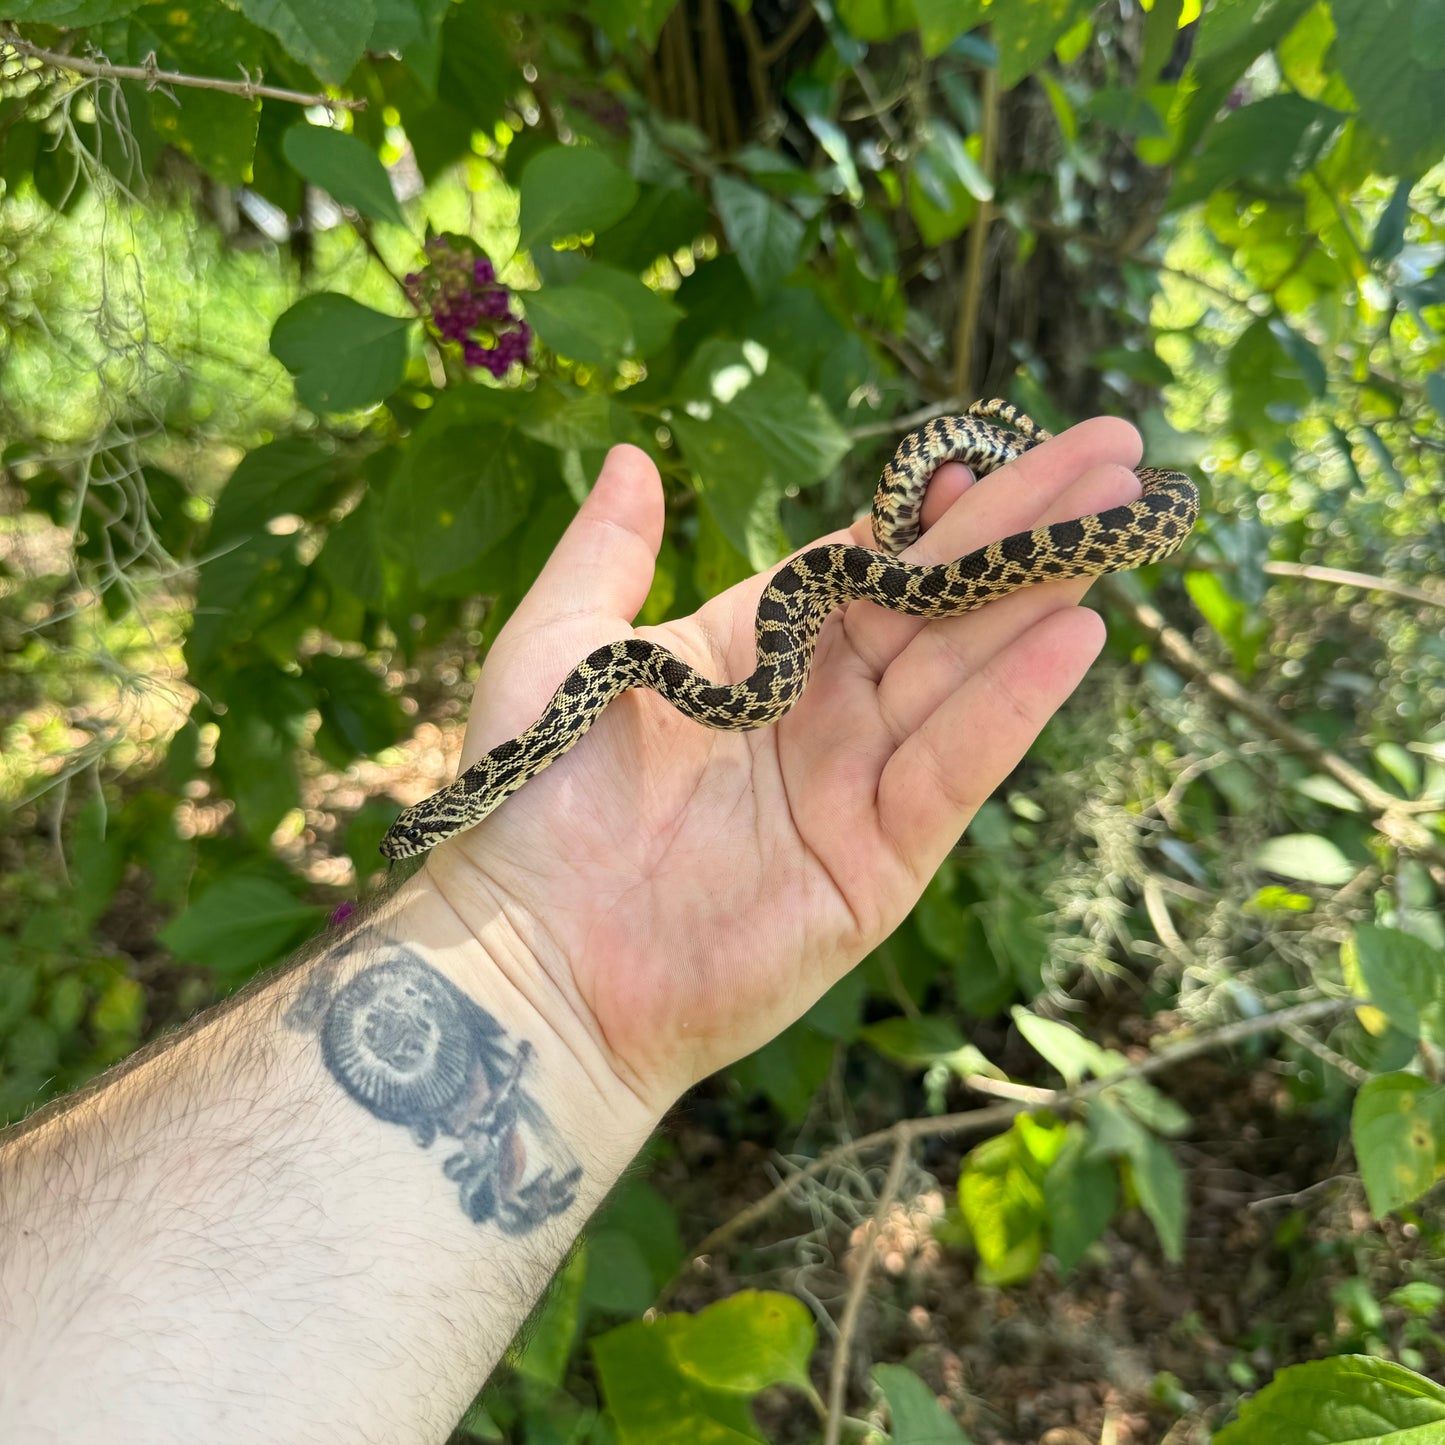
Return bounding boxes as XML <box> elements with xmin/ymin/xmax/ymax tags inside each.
<box><xmin>385</xmin><ymin>390</ymin><xmax>535</xmax><ymax>586</ymax></box>
<box><xmin>281</xmin><ymin>124</ymin><xmax>407</xmax><ymax>226</ymax></box>
<box><xmin>1347</xmin><ymin>925</ymin><xmax>1445</xmax><ymax>1045</ymax></box>
<box><xmin>1043</xmin><ymin>1125</ymin><xmax>1119</xmax><ymax>1272</ymax></box>
<box><xmin>593</xmin><ymin>1314</ymin><xmax>765</xmax><ymax>1444</ymax></box>
<box><xmin>525</xmin><ymin>286</ymin><xmax>633</xmax><ymax>368</ymax></box>
<box><xmin>872</xmin><ymin>1363</ymin><xmax>975</xmax><ymax>1445</ymax></box>
<box><xmin>160</xmin><ymin>874</ymin><xmax>326</xmax><ymax>982</ymax></box>
<box><xmin>1214</xmin><ymin>1355</ymin><xmax>1445</xmax><ymax>1444</ymax></box>
<box><xmin>518</xmin><ymin>144</ymin><xmax>639</xmax><ymax>250</ymax></box>
<box><xmin>1170</xmin><ymin>94</ymin><xmax>1345</xmax><ymax>208</ymax></box>
<box><xmin>958</xmin><ymin>1117</ymin><xmax>1066</xmax><ymax>1285</ymax></box>
<box><xmin>710</xmin><ymin>174</ymin><xmax>805</xmax><ymax>299</ymax></box>
<box><xmin>208</xmin><ymin>437</ymin><xmax>340</xmax><ymax>547</ymax></box>
<box><xmin>1253</xmin><ymin>833</ymin><xmax>1357</xmax><ymax>886</ymax></box>
<box><xmin>124</xmin><ymin>7</ymin><xmax>264</xmax><ymax>183</ymax></box>
<box><xmin>1351</xmin><ymin>1073</ymin><xmax>1445</xmax><ymax>1217</ymax></box>
<box><xmin>1331</xmin><ymin>0</ymin><xmax>1445</xmax><ymax>176</ymax></box>
<box><xmin>992</xmin><ymin>0</ymin><xmax>1093</xmax><ymax>88</ymax></box>
<box><xmin>668</xmin><ymin>1291</ymin><xmax>815</xmax><ymax>1394</ymax></box>
<box><xmin>236</xmin><ymin>0</ymin><xmax>374</xmax><ymax>84</ymax></box>
<box><xmin>669</xmin><ymin>340</ymin><xmax>849</xmax><ymax>568</ymax></box>
<box><xmin>8</xmin><ymin>0</ymin><xmax>140</xmax><ymax>19</ymax></box>
<box><xmin>270</xmin><ymin>294</ymin><xmax>412</xmax><ymax>412</ymax></box>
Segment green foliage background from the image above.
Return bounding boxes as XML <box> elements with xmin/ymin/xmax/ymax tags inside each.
<box><xmin>1</xmin><ymin>0</ymin><xmax>1443</xmax><ymax>1438</ymax></box>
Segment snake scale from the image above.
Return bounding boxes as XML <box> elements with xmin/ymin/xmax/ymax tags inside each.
<box><xmin>380</xmin><ymin>399</ymin><xmax>1198</xmax><ymax>859</ymax></box>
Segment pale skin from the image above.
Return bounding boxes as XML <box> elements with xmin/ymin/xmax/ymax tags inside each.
<box><xmin>0</xmin><ymin>417</ymin><xmax>1142</xmax><ymax>1441</ymax></box>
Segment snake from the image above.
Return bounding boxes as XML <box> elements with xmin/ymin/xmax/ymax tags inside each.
<box><xmin>380</xmin><ymin>399</ymin><xmax>1198</xmax><ymax>859</ymax></box>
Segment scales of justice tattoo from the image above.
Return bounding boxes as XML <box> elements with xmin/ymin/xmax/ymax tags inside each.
<box><xmin>286</xmin><ymin>942</ymin><xmax>583</xmax><ymax>1233</ymax></box>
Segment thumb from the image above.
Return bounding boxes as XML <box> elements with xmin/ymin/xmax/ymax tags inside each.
<box><xmin>514</xmin><ymin>444</ymin><xmax>664</xmax><ymax>630</ymax></box>
<box><xmin>459</xmin><ymin>445</ymin><xmax>664</xmax><ymax>764</ymax></box>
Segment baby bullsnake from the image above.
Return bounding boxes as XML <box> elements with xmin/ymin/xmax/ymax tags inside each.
<box><xmin>380</xmin><ymin>399</ymin><xmax>1198</xmax><ymax>858</ymax></box>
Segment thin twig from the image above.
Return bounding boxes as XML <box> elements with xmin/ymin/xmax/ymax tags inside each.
<box><xmin>1261</xmin><ymin>560</ymin><xmax>1445</xmax><ymax>611</ymax></box>
<box><xmin>823</xmin><ymin>1138</ymin><xmax>910</xmax><ymax>1445</ymax></box>
<box><xmin>2</xmin><ymin>31</ymin><xmax>365</xmax><ymax>111</ymax></box>
<box><xmin>683</xmin><ymin>997</ymin><xmax>1349</xmax><ymax>1262</ymax></box>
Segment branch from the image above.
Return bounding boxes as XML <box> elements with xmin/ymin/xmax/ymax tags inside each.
<box><xmin>823</xmin><ymin>1138</ymin><xmax>909</xmax><ymax>1445</ymax></box>
<box><xmin>2</xmin><ymin>30</ymin><xmax>365</xmax><ymax>111</ymax></box>
<box><xmin>1261</xmin><ymin>560</ymin><xmax>1445</xmax><ymax>612</ymax></box>
<box><xmin>681</xmin><ymin>997</ymin><xmax>1350</xmax><ymax>1263</ymax></box>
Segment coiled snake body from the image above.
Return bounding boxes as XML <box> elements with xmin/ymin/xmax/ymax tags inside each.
<box><xmin>380</xmin><ymin>400</ymin><xmax>1198</xmax><ymax>859</ymax></box>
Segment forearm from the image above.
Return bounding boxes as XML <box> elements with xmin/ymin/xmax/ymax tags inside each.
<box><xmin>0</xmin><ymin>873</ymin><xmax>659</xmax><ymax>1443</ymax></box>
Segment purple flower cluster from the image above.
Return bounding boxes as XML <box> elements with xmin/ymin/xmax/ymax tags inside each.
<box><xmin>405</xmin><ymin>236</ymin><xmax>532</xmax><ymax>378</ymax></box>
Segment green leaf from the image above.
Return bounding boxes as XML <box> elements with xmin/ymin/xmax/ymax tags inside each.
<box><xmin>1170</xmin><ymin>93</ymin><xmax>1345</xmax><ymax>207</ymax></box>
<box><xmin>1352</xmin><ymin>1073</ymin><xmax>1445</xmax><ymax>1216</ymax></box>
<box><xmin>593</xmin><ymin>1314</ymin><xmax>765</xmax><ymax>1444</ymax></box>
<box><xmin>7</xmin><ymin>0</ymin><xmax>141</xmax><ymax>19</ymax></box>
<box><xmin>1331</xmin><ymin>0</ymin><xmax>1445</xmax><ymax>176</ymax></box>
<box><xmin>307</xmin><ymin>654</ymin><xmax>406</xmax><ymax>767</ymax></box>
<box><xmin>160</xmin><ymin>875</ymin><xmax>326</xmax><ymax>982</ymax></box>
<box><xmin>1044</xmin><ymin>1126</ymin><xmax>1119</xmax><ymax>1271</ymax></box>
<box><xmin>913</xmin><ymin>0</ymin><xmax>987</xmax><ymax>56</ymax></box>
<box><xmin>211</xmin><ymin>669</ymin><xmax>313</xmax><ymax>842</ymax></box>
<box><xmin>524</xmin><ymin>285</ymin><xmax>633</xmax><ymax>368</ymax></box>
<box><xmin>710</xmin><ymin>174</ymin><xmax>805</xmax><ymax>298</ymax></box>
<box><xmin>569</xmin><ymin>265</ymin><xmax>681</xmax><ymax>358</ymax></box>
<box><xmin>281</xmin><ymin>125</ymin><xmax>407</xmax><ymax>226</ymax></box>
<box><xmin>1215</xmin><ymin>1355</ymin><xmax>1445</xmax><ymax>1444</ymax></box>
<box><xmin>236</xmin><ymin>0</ymin><xmax>374</xmax><ymax>84</ymax></box>
<box><xmin>906</xmin><ymin>124</ymin><xmax>984</xmax><ymax>245</ymax></box>
<box><xmin>124</xmin><ymin>7</ymin><xmax>264</xmax><ymax>183</ymax></box>
<box><xmin>188</xmin><ymin>532</ymin><xmax>306</xmax><ymax>677</ymax></box>
<box><xmin>270</xmin><ymin>294</ymin><xmax>411</xmax><ymax>412</ymax></box>
<box><xmin>519</xmin><ymin>145</ymin><xmax>639</xmax><ymax>250</ymax></box>
<box><xmin>1253</xmin><ymin>833</ymin><xmax>1356</xmax><ymax>886</ymax></box>
<box><xmin>836</xmin><ymin>0</ymin><xmax>918</xmax><ymax>42</ymax></box>
<box><xmin>1349</xmin><ymin>924</ymin><xmax>1445</xmax><ymax>1045</ymax></box>
<box><xmin>208</xmin><ymin>437</ymin><xmax>339</xmax><ymax>547</ymax></box>
<box><xmin>862</xmin><ymin>1015</ymin><xmax>968</xmax><ymax>1065</ymax></box>
<box><xmin>582</xmin><ymin>1229</ymin><xmax>657</xmax><ymax>1314</ymax></box>
<box><xmin>669</xmin><ymin>1291</ymin><xmax>815</xmax><ymax>1394</ymax></box>
<box><xmin>1010</xmin><ymin>1007</ymin><xmax>1120</xmax><ymax>1087</ymax></box>
<box><xmin>872</xmin><ymin>1363</ymin><xmax>975</xmax><ymax>1444</ymax></box>
<box><xmin>1129</xmin><ymin>1128</ymin><xmax>1186</xmax><ymax>1263</ymax></box>
<box><xmin>992</xmin><ymin>0</ymin><xmax>1094</xmax><ymax>89</ymax></box>
<box><xmin>386</xmin><ymin>390</ymin><xmax>535</xmax><ymax>586</ymax></box>
<box><xmin>1184</xmin><ymin>570</ymin><xmax>1267</xmax><ymax>676</ymax></box>
<box><xmin>512</xmin><ymin>1245</ymin><xmax>586</xmax><ymax>1386</ymax></box>
<box><xmin>1370</xmin><ymin>177</ymin><xmax>1416</xmax><ymax>263</ymax></box>
<box><xmin>587</xmin><ymin>0</ymin><xmax>681</xmax><ymax>51</ymax></box>
<box><xmin>670</xmin><ymin>339</ymin><xmax>848</xmax><ymax>567</ymax></box>
<box><xmin>958</xmin><ymin>1118</ymin><xmax>1066</xmax><ymax>1285</ymax></box>
<box><xmin>1085</xmin><ymin>1097</ymin><xmax>1186</xmax><ymax>1261</ymax></box>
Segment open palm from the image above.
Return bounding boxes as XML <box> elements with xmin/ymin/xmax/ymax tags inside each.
<box><xmin>425</xmin><ymin>417</ymin><xmax>1144</xmax><ymax>1112</ymax></box>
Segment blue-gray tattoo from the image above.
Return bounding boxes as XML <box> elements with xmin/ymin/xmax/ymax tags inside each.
<box><xmin>287</xmin><ymin>943</ymin><xmax>582</xmax><ymax>1233</ymax></box>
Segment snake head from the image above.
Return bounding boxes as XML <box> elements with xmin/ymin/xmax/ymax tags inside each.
<box><xmin>379</xmin><ymin>813</ymin><xmax>432</xmax><ymax>860</ymax></box>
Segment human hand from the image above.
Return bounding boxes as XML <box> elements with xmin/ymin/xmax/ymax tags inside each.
<box><xmin>423</xmin><ymin>418</ymin><xmax>1143</xmax><ymax>1115</ymax></box>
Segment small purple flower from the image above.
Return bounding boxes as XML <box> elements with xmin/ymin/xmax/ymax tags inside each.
<box><xmin>329</xmin><ymin>900</ymin><xmax>358</xmax><ymax>928</ymax></box>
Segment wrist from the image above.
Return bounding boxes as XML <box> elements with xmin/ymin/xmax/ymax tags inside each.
<box><xmin>360</xmin><ymin>867</ymin><xmax>662</xmax><ymax>1177</ymax></box>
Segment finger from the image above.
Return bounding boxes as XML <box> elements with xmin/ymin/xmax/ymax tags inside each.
<box><xmin>844</xmin><ymin>416</ymin><xmax>1141</xmax><ymax>674</ymax></box>
<box><xmin>873</xmin><ymin>463</ymin><xmax>1140</xmax><ymax>742</ymax></box>
<box><xmin>877</xmin><ymin>606</ymin><xmax>1106</xmax><ymax>876</ymax></box>
<box><xmin>464</xmin><ymin>446</ymin><xmax>663</xmax><ymax>763</ymax></box>
<box><xmin>511</xmin><ymin>444</ymin><xmax>664</xmax><ymax>631</ymax></box>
